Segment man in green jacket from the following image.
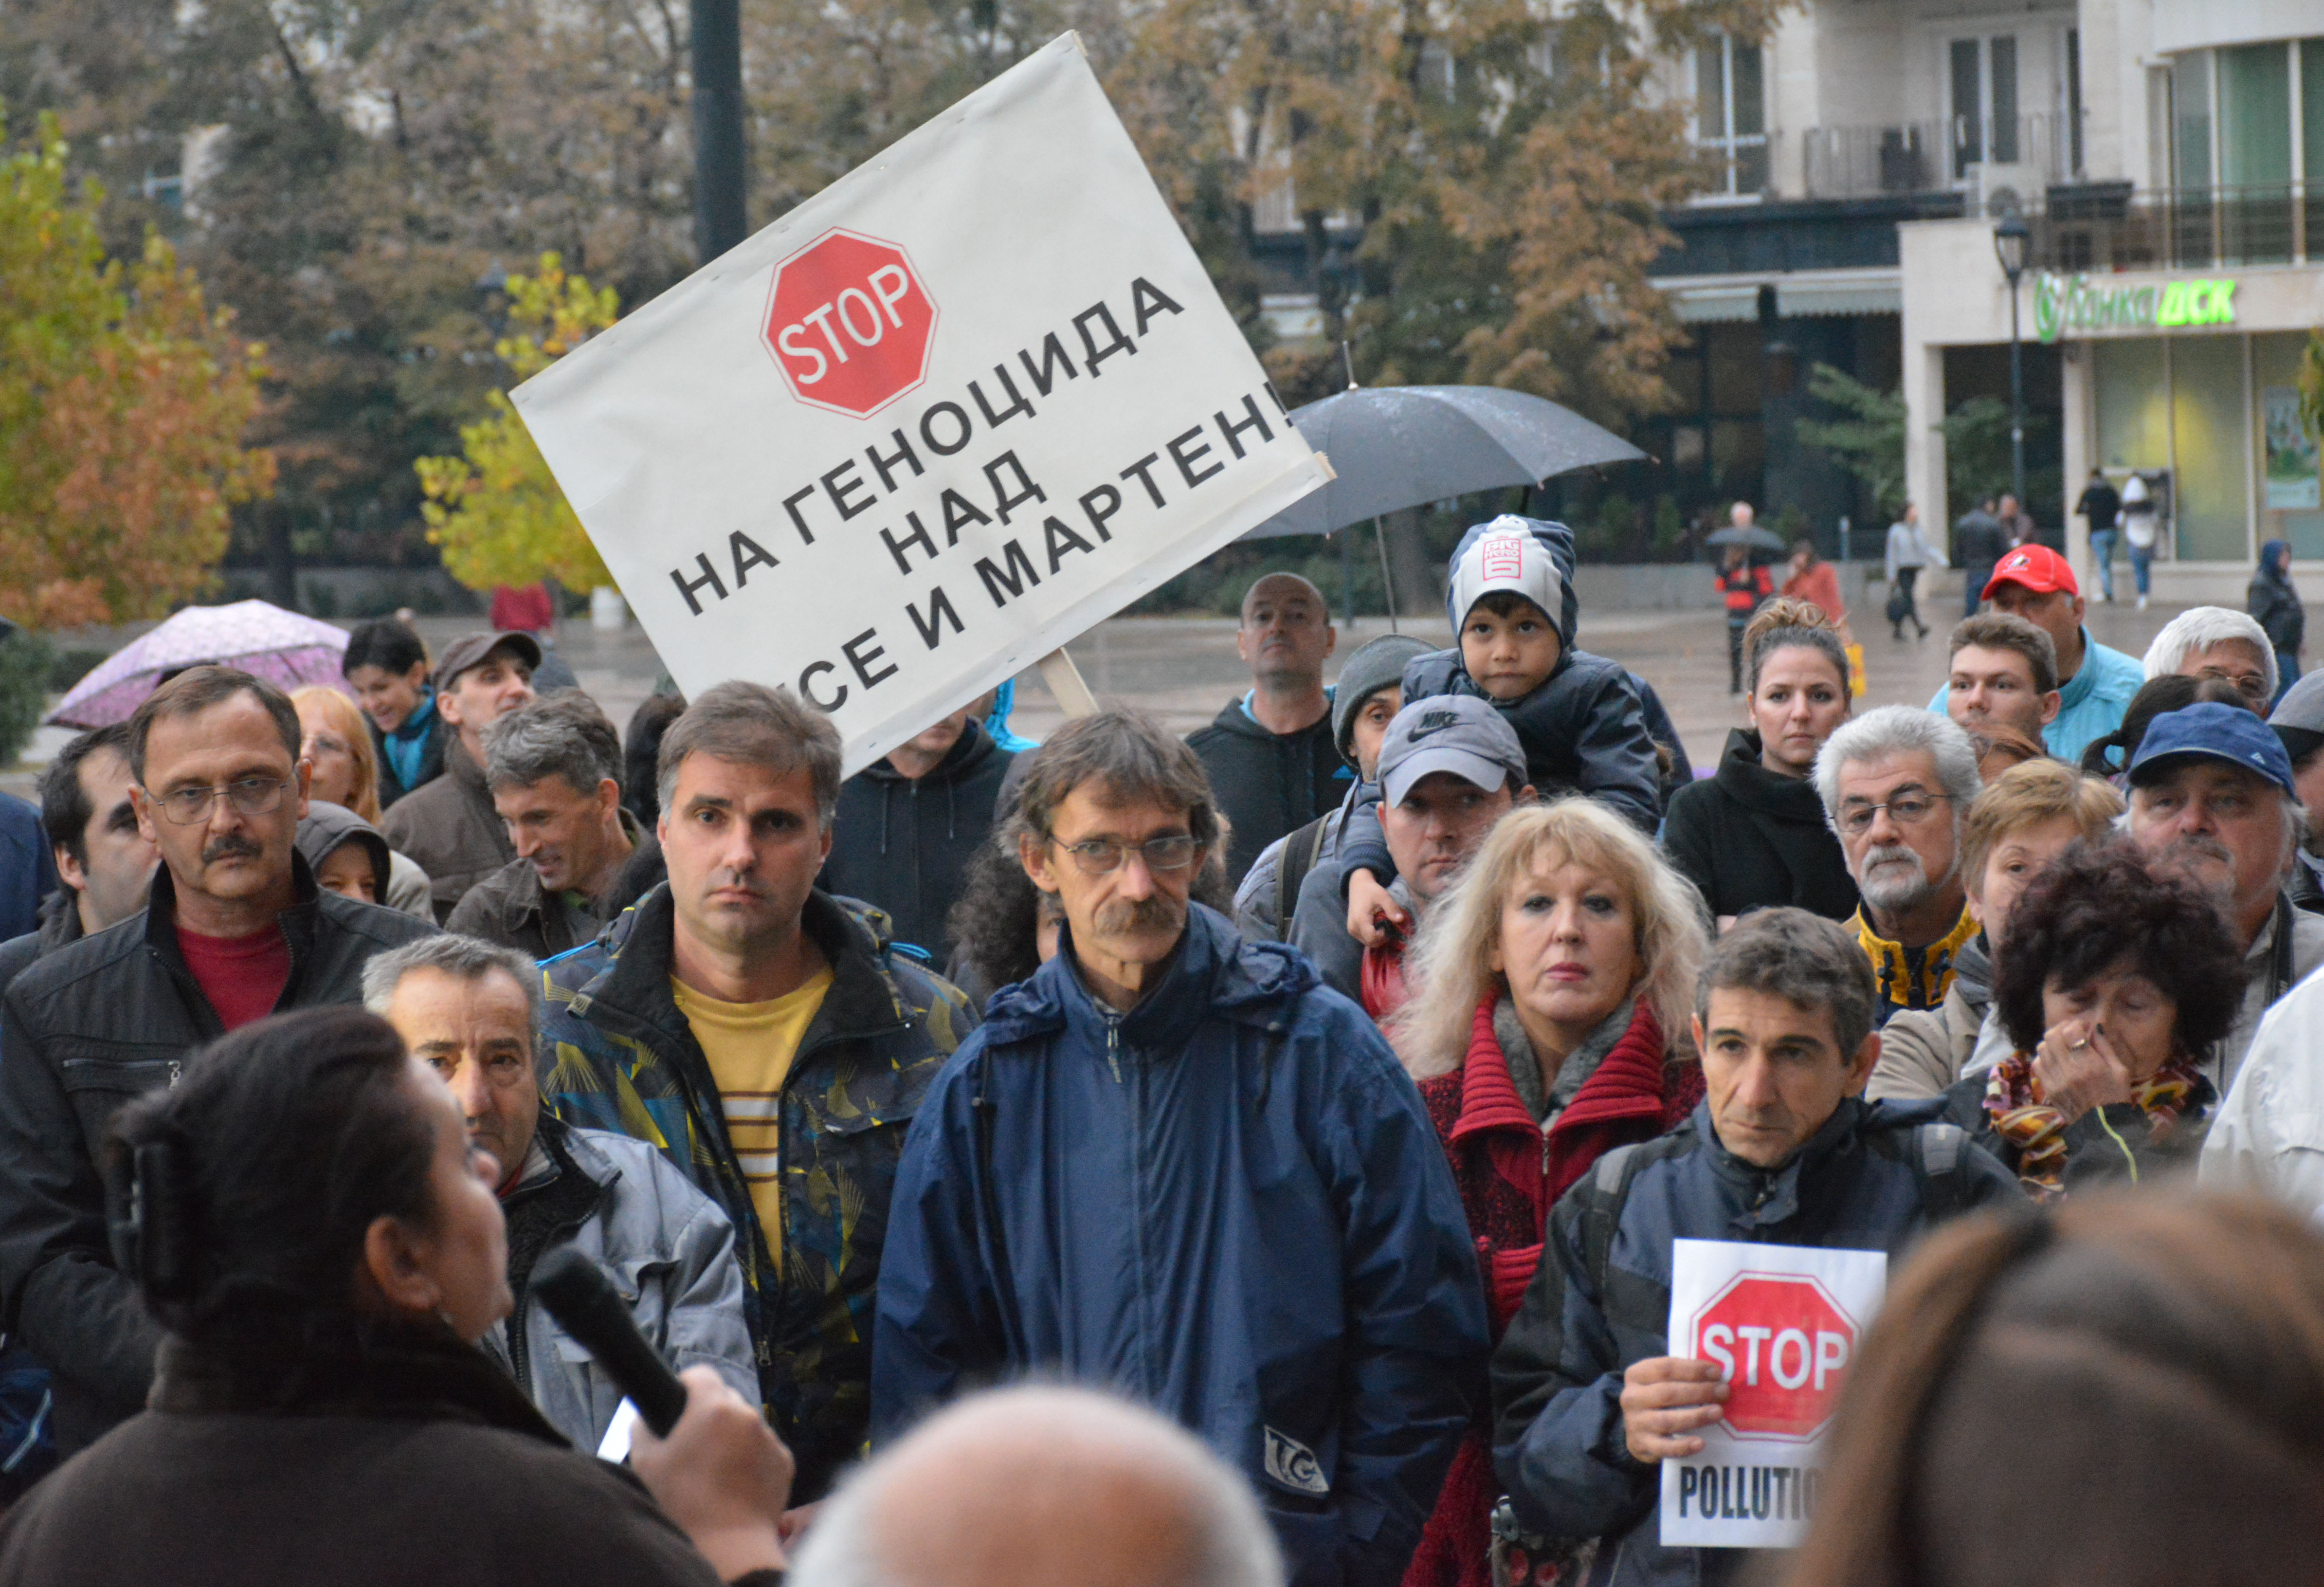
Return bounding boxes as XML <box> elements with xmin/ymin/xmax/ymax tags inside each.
<box><xmin>538</xmin><ymin>681</ymin><xmax>976</xmax><ymax>1501</ymax></box>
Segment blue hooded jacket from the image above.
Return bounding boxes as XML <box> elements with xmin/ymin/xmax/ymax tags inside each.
<box><xmin>872</xmin><ymin>902</ymin><xmax>1487</xmax><ymax>1587</ymax></box>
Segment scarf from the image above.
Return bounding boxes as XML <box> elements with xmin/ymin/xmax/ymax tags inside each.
<box><xmin>1982</xmin><ymin>1049</ymin><xmax>2204</xmax><ymax>1200</ymax></box>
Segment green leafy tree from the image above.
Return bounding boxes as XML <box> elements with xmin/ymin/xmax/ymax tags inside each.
<box><xmin>0</xmin><ymin>111</ymin><xmax>274</xmax><ymax>627</ymax></box>
<box><xmin>1795</xmin><ymin>363</ymin><xmax>1907</xmax><ymax>519</ymax></box>
<box><xmin>416</xmin><ymin>254</ymin><xmax>616</xmax><ymax>591</ymax></box>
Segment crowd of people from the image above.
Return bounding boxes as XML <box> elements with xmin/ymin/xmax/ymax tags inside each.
<box><xmin>0</xmin><ymin>504</ymin><xmax>2316</xmax><ymax>1587</ymax></box>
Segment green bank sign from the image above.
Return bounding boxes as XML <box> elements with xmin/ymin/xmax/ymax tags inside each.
<box><xmin>2033</xmin><ymin>272</ymin><xmax>2238</xmax><ymax>342</ymax></box>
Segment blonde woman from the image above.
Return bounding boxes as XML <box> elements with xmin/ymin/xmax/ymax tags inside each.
<box><xmin>290</xmin><ymin>687</ymin><xmax>435</xmax><ymax>921</ymax></box>
<box><xmin>1388</xmin><ymin>799</ymin><xmax>1708</xmax><ymax>1587</ymax></box>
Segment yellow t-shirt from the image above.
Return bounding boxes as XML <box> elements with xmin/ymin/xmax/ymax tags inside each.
<box><xmin>671</xmin><ymin>968</ymin><xmax>834</xmax><ymax>1275</ymax></box>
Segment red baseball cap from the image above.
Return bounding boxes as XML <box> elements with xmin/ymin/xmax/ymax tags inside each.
<box><xmin>1983</xmin><ymin>544</ymin><xmax>2078</xmax><ymax>600</ymax></box>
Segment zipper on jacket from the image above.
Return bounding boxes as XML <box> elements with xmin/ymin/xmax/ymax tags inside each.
<box><xmin>1106</xmin><ymin>1016</ymin><xmax>1122</xmax><ymax>1085</ymax></box>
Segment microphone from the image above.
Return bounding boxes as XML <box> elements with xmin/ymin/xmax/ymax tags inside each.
<box><xmin>531</xmin><ymin>1246</ymin><xmax>692</xmax><ymax>1437</ymax></box>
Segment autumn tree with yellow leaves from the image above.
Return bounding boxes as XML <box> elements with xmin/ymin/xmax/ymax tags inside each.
<box><xmin>416</xmin><ymin>254</ymin><xmax>617</xmax><ymax>592</ymax></box>
<box><xmin>0</xmin><ymin>112</ymin><xmax>274</xmax><ymax>627</ymax></box>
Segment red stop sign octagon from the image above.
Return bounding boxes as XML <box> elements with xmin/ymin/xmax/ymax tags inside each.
<box><xmin>1691</xmin><ymin>1274</ymin><xmax>1858</xmax><ymax>1440</ymax></box>
<box><xmin>762</xmin><ymin>229</ymin><xmax>938</xmax><ymax>418</ymax></box>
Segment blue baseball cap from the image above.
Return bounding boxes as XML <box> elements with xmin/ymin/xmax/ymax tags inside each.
<box><xmin>2127</xmin><ymin>702</ymin><xmax>2297</xmax><ymax>797</ymax></box>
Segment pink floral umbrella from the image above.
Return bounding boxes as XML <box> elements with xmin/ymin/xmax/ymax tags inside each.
<box><xmin>46</xmin><ymin>601</ymin><xmax>351</xmax><ymax>729</ymax></box>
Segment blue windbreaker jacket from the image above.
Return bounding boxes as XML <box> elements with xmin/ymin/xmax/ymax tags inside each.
<box><xmin>873</xmin><ymin>903</ymin><xmax>1488</xmax><ymax>1587</ymax></box>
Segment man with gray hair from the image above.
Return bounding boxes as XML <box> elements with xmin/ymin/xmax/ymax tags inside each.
<box><xmin>363</xmin><ymin>933</ymin><xmax>753</xmax><ymax>1452</ymax></box>
<box><xmin>447</xmin><ymin>692</ymin><xmax>642</xmax><ymax>959</ymax></box>
<box><xmin>536</xmin><ymin>680</ymin><xmax>975</xmax><ymax>1505</ymax></box>
<box><xmin>1492</xmin><ymin>907</ymin><xmax>2016</xmax><ymax>1587</ymax></box>
<box><xmin>2142</xmin><ymin>605</ymin><xmax>2280</xmax><ymax>711</ymax></box>
<box><xmin>1813</xmin><ymin>705</ymin><xmax>1983</xmax><ymax>1026</ymax></box>
<box><xmin>789</xmin><ymin>1384</ymin><xmax>1283</xmax><ymax>1587</ymax></box>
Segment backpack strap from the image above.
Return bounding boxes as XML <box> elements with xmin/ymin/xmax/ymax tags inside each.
<box><xmin>1273</xmin><ymin>815</ymin><xmax>1332</xmax><ymax>942</ymax></box>
<box><xmin>1579</xmin><ymin>1142</ymin><xmax>1653</xmax><ymax>1302</ymax></box>
<box><xmin>1911</xmin><ymin>1120</ymin><xmax>1970</xmax><ymax>1225</ymax></box>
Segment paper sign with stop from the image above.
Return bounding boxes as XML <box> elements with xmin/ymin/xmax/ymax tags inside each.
<box><xmin>510</xmin><ymin>33</ymin><xmax>1330</xmax><ymax>779</ymax></box>
<box><xmin>1658</xmin><ymin>1239</ymin><xmax>1886</xmax><ymax>1549</ymax></box>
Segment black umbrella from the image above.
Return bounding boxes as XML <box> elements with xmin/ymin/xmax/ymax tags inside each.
<box><xmin>1705</xmin><ymin>525</ymin><xmax>1787</xmax><ymax>554</ymax></box>
<box><xmin>1241</xmin><ymin>384</ymin><xmax>1646</xmax><ymax>542</ymax></box>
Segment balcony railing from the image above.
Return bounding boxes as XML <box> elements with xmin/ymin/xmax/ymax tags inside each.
<box><xmin>1799</xmin><ymin>115</ymin><xmax>2074</xmax><ymax>200</ymax></box>
<box><xmin>2030</xmin><ymin>184</ymin><xmax>2324</xmax><ymax>271</ymax></box>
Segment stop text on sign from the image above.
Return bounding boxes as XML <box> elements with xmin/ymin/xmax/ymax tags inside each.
<box><xmin>764</xmin><ymin>229</ymin><xmax>939</xmax><ymax>418</ymax></box>
<box><xmin>1691</xmin><ymin>1272</ymin><xmax>1859</xmax><ymax>1441</ymax></box>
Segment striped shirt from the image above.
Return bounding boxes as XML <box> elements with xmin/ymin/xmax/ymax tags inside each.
<box><xmin>671</xmin><ymin>967</ymin><xmax>833</xmax><ymax>1274</ymax></box>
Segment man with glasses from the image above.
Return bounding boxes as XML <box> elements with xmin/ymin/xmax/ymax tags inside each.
<box><xmin>537</xmin><ymin>681</ymin><xmax>973</xmax><ymax>1508</ymax></box>
<box><xmin>1812</xmin><ymin>706</ymin><xmax>1983</xmax><ymax>1027</ymax></box>
<box><xmin>0</xmin><ymin>667</ymin><xmax>435</xmax><ymax>1454</ymax></box>
<box><xmin>874</xmin><ymin>711</ymin><xmax>1486</xmax><ymax>1587</ymax></box>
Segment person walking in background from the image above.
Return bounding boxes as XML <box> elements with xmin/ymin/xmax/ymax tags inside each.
<box><xmin>1388</xmin><ymin>801</ymin><xmax>1706</xmax><ymax>1587</ymax></box>
<box><xmin>0</xmin><ymin>667</ymin><xmax>435</xmax><ymax>1455</ymax></box>
<box><xmin>1662</xmin><ymin>601</ymin><xmax>1858</xmax><ymax>926</ymax></box>
<box><xmin>1188</xmin><ymin>573</ymin><xmax>1342</xmax><ymax>886</ymax></box>
<box><xmin>1716</xmin><ymin>540</ymin><xmax>1773</xmax><ymax>692</ymax></box>
<box><xmin>874</xmin><ymin>712</ymin><xmax>1485</xmax><ymax>1587</ymax></box>
<box><xmin>1882</xmin><ymin>503</ymin><xmax>1940</xmax><ymax>640</ymax></box>
<box><xmin>448</xmin><ymin>693</ymin><xmax>641</xmax><ymax>960</ymax></box>
<box><xmin>1953</xmin><ymin>497</ymin><xmax>2007</xmax><ymax>619</ymax></box>
<box><xmin>380</xmin><ymin>631</ymin><xmax>540</xmax><ymax>922</ymax></box>
<box><xmin>2248</xmin><ymin>539</ymin><xmax>2303</xmax><ymax>703</ymax></box>
<box><xmin>2121</xmin><ymin>471</ymin><xmax>2158</xmax><ymax>610</ymax></box>
<box><xmin>290</xmin><ymin>687</ymin><xmax>433</xmax><ymax>917</ymax></box>
<box><xmin>1780</xmin><ymin>537</ymin><xmax>1845</xmax><ymax>626</ymax></box>
<box><xmin>340</xmin><ymin>619</ymin><xmax>449</xmax><ymax>810</ymax></box>
<box><xmin>2076</xmin><ymin>468</ymin><xmax>2123</xmax><ymax>602</ymax></box>
<box><xmin>1995</xmin><ymin>491</ymin><xmax>2042</xmax><ymax>549</ymax></box>
<box><xmin>538</xmin><ymin>682</ymin><xmax>973</xmax><ymax>1505</ymax></box>
<box><xmin>818</xmin><ymin>700</ymin><xmax>1015</xmax><ymax>964</ymax></box>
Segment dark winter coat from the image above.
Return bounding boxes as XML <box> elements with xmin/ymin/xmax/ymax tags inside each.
<box><xmin>1937</xmin><ymin>1066</ymin><xmax>2217</xmax><ymax>1194</ymax></box>
<box><xmin>1951</xmin><ymin>509</ymin><xmax>2008</xmax><ymax>580</ymax></box>
<box><xmin>2250</xmin><ymin>540</ymin><xmax>2304</xmax><ymax>663</ymax></box>
<box><xmin>0</xmin><ymin>890</ymin><xmax>83</xmax><ymax>1002</ymax></box>
<box><xmin>0</xmin><ymin>856</ymin><xmax>435</xmax><ymax>1454</ymax></box>
<box><xmin>367</xmin><ymin>696</ymin><xmax>454</xmax><ymax>810</ymax></box>
<box><xmin>872</xmin><ymin>902</ymin><xmax>1489</xmax><ymax>1587</ymax></box>
<box><xmin>1188</xmin><ymin>696</ymin><xmax>1349</xmax><ymax>886</ymax></box>
<box><xmin>0</xmin><ymin>1325</ymin><xmax>730</xmax><ymax>1587</ymax></box>
<box><xmin>446</xmin><ymin>808</ymin><xmax>647</xmax><ymax>961</ymax></box>
<box><xmin>537</xmin><ymin>885</ymin><xmax>976</xmax><ymax>1501</ymax></box>
<box><xmin>1659</xmin><ymin>730</ymin><xmax>1859</xmax><ymax>922</ymax></box>
<box><xmin>379</xmin><ymin>737</ymin><xmax>515</xmax><ymax>923</ymax></box>
<box><xmin>0</xmin><ymin>794</ymin><xmax>55</xmax><ymax>947</ymax></box>
<box><xmin>1491</xmin><ymin>1097</ymin><xmax>2018</xmax><ymax>1587</ymax></box>
<box><xmin>1630</xmin><ymin>673</ymin><xmax>1694</xmax><ymax>815</ymax></box>
<box><xmin>818</xmin><ymin>720</ymin><xmax>1016</xmax><ymax>961</ymax></box>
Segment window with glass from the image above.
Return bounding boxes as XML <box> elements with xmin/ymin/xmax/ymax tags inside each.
<box><xmin>2165</xmin><ymin>38</ymin><xmax>2324</xmax><ymax>261</ymax></box>
<box><xmin>1693</xmin><ymin>35</ymin><xmax>1766</xmax><ymax>198</ymax></box>
<box><xmin>1950</xmin><ymin>35</ymin><xmax>2022</xmax><ymax>177</ymax></box>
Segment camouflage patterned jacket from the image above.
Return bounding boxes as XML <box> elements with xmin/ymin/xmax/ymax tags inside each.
<box><xmin>537</xmin><ymin>883</ymin><xmax>975</xmax><ymax>1498</ymax></box>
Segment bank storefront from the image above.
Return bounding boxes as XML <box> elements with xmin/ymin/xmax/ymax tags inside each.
<box><xmin>1901</xmin><ymin>217</ymin><xmax>2324</xmax><ymax>599</ymax></box>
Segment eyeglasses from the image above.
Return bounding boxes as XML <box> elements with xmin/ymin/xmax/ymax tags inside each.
<box><xmin>1835</xmin><ymin>791</ymin><xmax>1952</xmax><ymax>837</ymax></box>
<box><xmin>151</xmin><ymin>775</ymin><xmax>291</xmax><ymax>826</ymax></box>
<box><xmin>1052</xmin><ymin>833</ymin><xmax>1200</xmax><ymax>876</ymax></box>
<box><xmin>2196</xmin><ymin>667</ymin><xmax>2272</xmax><ymax>706</ymax></box>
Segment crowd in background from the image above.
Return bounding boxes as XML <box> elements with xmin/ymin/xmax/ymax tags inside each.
<box><xmin>0</xmin><ymin>498</ymin><xmax>2313</xmax><ymax>1587</ymax></box>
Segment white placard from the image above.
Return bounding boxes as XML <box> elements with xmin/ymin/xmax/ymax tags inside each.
<box><xmin>1658</xmin><ymin>1238</ymin><xmax>1886</xmax><ymax>1549</ymax></box>
<box><xmin>597</xmin><ymin>1396</ymin><xmax>641</xmax><ymax>1462</ymax></box>
<box><xmin>511</xmin><ymin>34</ymin><xmax>1330</xmax><ymax>776</ymax></box>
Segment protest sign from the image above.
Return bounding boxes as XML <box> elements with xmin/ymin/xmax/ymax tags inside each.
<box><xmin>1659</xmin><ymin>1238</ymin><xmax>1886</xmax><ymax>1549</ymax></box>
<box><xmin>510</xmin><ymin>34</ymin><xmax>1331</xmax><ymax>775</ymax></box>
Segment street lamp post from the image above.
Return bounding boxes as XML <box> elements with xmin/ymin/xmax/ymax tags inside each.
<box><xmin>1993</xmin><ymin>215</ymin><xmax>2031</xmax><ymax>517</ymax></box>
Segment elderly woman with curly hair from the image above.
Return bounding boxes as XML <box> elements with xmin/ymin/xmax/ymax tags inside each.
<box><xmin>1387</xmin><ymin>799</ymin><xmax>1708</xmax><ymax>1587</ymax></box>
<box><xmin>1937</xmin><ymin>840</ymin><xmax>2248</xmax><ymax>1198</ymax></box>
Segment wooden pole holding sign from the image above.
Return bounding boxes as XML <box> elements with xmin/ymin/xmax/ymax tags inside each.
<box><xmin>1037</xmin><ymin>649</ymin><xmax>1099</xmax><ymax>718</ymax></box>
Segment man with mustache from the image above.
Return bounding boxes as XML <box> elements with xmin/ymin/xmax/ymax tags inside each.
<box><xmin>2122</xmin><ymin>703</ymin><xmax>2324</xmax><ymax>1094</ymax></box>
<box><xmin>1812</xmin><ymin>706</ymin><xmax>1983</xmax><ymax>1026</ymax></box>
<box><xmin>0</xmin><ymin>667</ymin><xmax>435</xmax><ymax>1454</ymax></box>
<box><xmin>874</xmin><ymin>711</ymin><xmax>1487</xmax><ymax>1587</ymax></box>
<box><xmin>535</xmin><ymin>681</ymin><xmax>973</xmax><ymax>1509</ymax></box>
